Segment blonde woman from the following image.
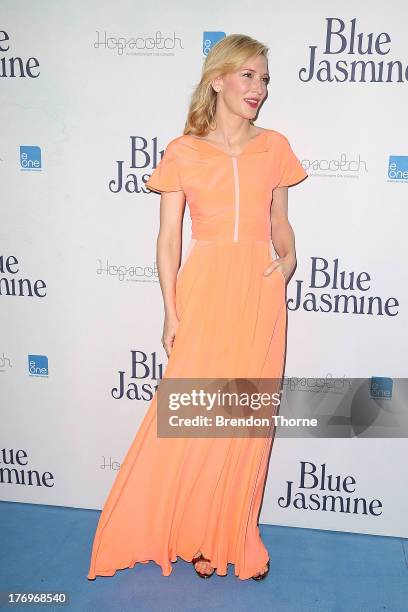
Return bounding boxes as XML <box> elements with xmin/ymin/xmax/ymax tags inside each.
<box><xmin>87</xmin><ymin>33</ymin><xmax>308</xmax><ymax>582</ymax></box>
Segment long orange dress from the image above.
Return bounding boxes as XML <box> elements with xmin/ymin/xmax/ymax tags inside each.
<box><xmin>87</xmin><ymin>128</ymin><xmax>308</xmax><ymax>581</ymax></box>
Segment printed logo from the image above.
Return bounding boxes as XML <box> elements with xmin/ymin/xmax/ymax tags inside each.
<box><xmin>278</xmin><ymin>461</ymin><xmax>383</xmax><ymax>515</ymax></box>
<box><xmin>100</xmin><ymin>456</ymin><xmax>122</xmax><ymax>471</ymax></box>
<box><xmin>0</xmin><ymin>29</ymin><xmax>40</xmax><ymax>78</ymax></box>
<box><xmin>0</xmin><ymin>254</ymin><xmax>47</xmax><ymax>297</ymax></box>
<box><xmin>93</xmin><ymin>31</ymin><xmax>183</xmax><ymax>56</ymax></box>
<box><xmin>300</xmin><ymin>17</ymin><xmax>404</xmax><ymax>83</ymax></box>
<box><xmin>388</xmin><ymin>156</ymin><xmax>408</xmax><ymax>182</ymax></box>
<box><xmin>0</xmin><ymin>351</ymin><xmax>12</xmax><ymax>374</ymax></box>
<box><xmin>0</xmin><ymin>448</ymin><xmax>55</xmax><ymax>487</ymax></box>
<box><xmin>110</xmin><ymin>135</ymin><xmax>163</xmax><ymax>194</ymax></box>
<box><xmin>97</xmin><ymin>258</ymin><xmax>159</xmax><ymax>282</ymax></box>
<box><xmin>20</xmin><ymin>146</ymin><xmax>41</xmax><ymax>171</ymax></box>
<box><xmin>288</xmin><ymin>257</ymin><xmax>399</xmax><ymax>317</ymax></box>
<box><xmin>28</xmin><ymin>354</ymin><xmax>48</xmax><ymax>377</ymax></box>
<box><xmin>370</xmin><ymin>377</ymin><xmax>393</xmax><ymax>399</ymax></box>
<box><xmin>112</xmin><ymin>350</ymin><xmax>164</xmax><ymax>400</ymax></box>
<box><xmin>203</xmin><ymin>32</ymin><xmax>225</xmax><ymax>56</ymax></box>
<box><xmin>302</xmin><ymin>153</ymin><xmax>368</xmax><ymax>179</ymax></box>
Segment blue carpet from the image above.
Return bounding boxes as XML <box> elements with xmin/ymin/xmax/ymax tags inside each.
<box><xmin>1</xmin><ymin>501</ymin><xmax>407</xmax><ymax>611</ymax></box>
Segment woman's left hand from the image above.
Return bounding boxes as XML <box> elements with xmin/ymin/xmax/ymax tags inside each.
<box><xmin>263</xmin><ymin>254</ymin><xmax>296</xmax><ymax>283</ymax></box>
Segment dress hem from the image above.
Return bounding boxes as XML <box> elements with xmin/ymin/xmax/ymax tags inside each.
<box><xmin>87</xmin><ymin>549</ymin><xmax>269</xmax><ymax>581</ymax></box>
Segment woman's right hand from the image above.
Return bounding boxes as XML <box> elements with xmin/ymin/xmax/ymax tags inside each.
<box><xmin>162</xmin><ymin>313</ymin><xmax>180</xmax><ymax>358</ymax></box>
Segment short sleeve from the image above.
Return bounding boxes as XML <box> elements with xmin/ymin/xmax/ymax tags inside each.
<box><xmin>145</xmin><ymin>142</ymin><xmax>183</xmax><ymax>193</ymax></box>
<box><xmin>276</xmin><ymin>135</ymin><xmax>308</xmax><ymax>188</ymax></box>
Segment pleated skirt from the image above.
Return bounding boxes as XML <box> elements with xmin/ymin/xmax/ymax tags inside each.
<box><xmin>87</xmin><ymin>238</ymin><xmax>287</xmax><ymax>580</ymax></box>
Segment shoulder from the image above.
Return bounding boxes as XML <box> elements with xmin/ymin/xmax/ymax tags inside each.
<box><xmin>252</xmin><ymin>127</ymin><xmax>293</xmax><ymax>154</ymax></box>
<box><xmin>161</xmin><ymin>134</ymin><xmax>201</xmax><ymax>161</ymax></box>
<box><xmin>164</xmin><ymin>134</ymin><xmax>187</xmax><ymax>152</ymax></box>
<box><xmin>159</xmin><ymin>135</ymin><xmax>194</xmax><ymax>161</ymax></box>
<box><xmin>264</xmin><ymin>128</ymin><xmax>291</xmax><ymax>147</ymax></box>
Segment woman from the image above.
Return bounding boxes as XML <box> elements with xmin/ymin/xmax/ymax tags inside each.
<box><xmin>87</xmin><ymin>33</ymin><xmax>308</xmax><ymax>582</ymax></box>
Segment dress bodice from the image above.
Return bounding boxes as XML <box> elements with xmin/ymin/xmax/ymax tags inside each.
<box><xmin>146</xmin><ymin>129</ymin><xmax>308</xmax><ymax>242</ymax></box>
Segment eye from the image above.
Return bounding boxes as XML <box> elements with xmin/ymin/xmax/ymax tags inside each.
<box><xmin>242</xmin><ymin>72</ymin><xmax>270</xmax><ymax>85</ymax></box>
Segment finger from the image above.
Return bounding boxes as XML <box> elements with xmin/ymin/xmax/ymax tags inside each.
<box><xmin>164</xmin><ymin>337</ymin><xmax>174</xmax><ymax>356</ymax></box>
<box><xmin>263</xmin><ymin>265</ymin><xmax>276</xmax><ymax>276</ymax></box>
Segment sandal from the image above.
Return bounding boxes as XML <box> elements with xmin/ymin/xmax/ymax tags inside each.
<box><xmin>192</xmin><ymin>552</ymin><xmax>215</xmax><ymax>579</ymax></box>
<box><xmin>252</xmin><ymin>559</ymin><xmax>270</xmax><ymax>581</ymax></box>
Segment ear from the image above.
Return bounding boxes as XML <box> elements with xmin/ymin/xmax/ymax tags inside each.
<box><xmin>211</xmin><ymin>76</ymin><xmax>222</xmax><ymax>93</ymax></box>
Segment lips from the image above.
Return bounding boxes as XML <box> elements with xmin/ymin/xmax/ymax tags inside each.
<box><xmin>244</xmin><ymin>98</ymin><xmax>260</xmax><ymax>108</ymax></box>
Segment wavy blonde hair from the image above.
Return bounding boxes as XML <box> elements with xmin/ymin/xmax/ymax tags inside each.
<box><xmin>183</xmin><ymin>34</ymin><xmax>269</xmax><ymax>137</ymax></box>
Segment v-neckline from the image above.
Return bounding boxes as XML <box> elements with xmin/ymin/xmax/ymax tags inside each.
<box><xmin>185</xmin><ymin>129</ymin><xmax>268</xmax><ymax>158</ymax></box>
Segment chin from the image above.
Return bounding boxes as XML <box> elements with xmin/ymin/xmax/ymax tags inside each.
<box><xmin>241</xmin><ymin>109</ymin><xmax>256</xmax><ymax>119</ymax></box>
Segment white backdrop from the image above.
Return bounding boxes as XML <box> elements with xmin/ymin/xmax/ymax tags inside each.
<box><xmin>1</xmin><ymin>1</ymin><xmax>407</xmax><ymax>538</ymax></box>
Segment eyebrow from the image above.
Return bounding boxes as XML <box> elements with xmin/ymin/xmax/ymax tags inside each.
<box><xmin>241</xmin><ymin>68</ymin><xmax>270</xmax><ymax>76</ymax></box>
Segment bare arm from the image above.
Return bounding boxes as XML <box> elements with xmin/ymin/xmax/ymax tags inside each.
<box><xmin>156</xmin><ymin>189</ymin><xmax>186</xmax><ymax>355</ymax></box>
<box><xmin>264</xmin><ymin>186</ymin><xmax>297</xmax><ymax>282</ymax></box>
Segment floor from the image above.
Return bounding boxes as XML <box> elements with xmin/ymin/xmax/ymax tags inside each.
<box><xmin>1</xmin><ymin>501</ymin><xmax>407</xmax><ymax>611</ymax></box>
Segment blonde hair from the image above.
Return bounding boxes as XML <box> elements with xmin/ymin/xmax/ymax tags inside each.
<box><xmin>184</xmin><ymin>34</ymin><xmax>269</xmax><ymax>137</ymax></box>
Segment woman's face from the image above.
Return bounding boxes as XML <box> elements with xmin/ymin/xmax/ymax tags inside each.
<box><xmin>214</xmin><ymin>54</ymin><xmax>269</xmax><ymax>121</ymax></box>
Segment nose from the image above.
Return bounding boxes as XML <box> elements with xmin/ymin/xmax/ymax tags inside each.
<box><xmin>252</xmin><ymin>76</ymin><xmax>265</xmax><ymax>95</ymax></box>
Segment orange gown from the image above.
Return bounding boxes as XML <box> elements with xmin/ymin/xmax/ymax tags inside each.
<box><xmin>87</xmin><ymin>128</ymin><xmax>308</xmax><ymax>581</ymax></box>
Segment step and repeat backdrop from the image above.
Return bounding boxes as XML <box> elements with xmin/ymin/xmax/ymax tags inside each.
<box><xmin>1</xmin><ymin>1</ymin><xmax>407</xmax><ymax>538</ymax></box>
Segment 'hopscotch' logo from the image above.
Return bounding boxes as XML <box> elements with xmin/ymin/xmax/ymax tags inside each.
<box><xmin>370</xmin><ymin>376</ymin><xmax>392</xmax><ymax>399</ymax></box>
<box><xmin>388</xmin><ymin>156</ymin><xmax>408</xmax><ymax>182</ymax></box>
<box><xmin>203</xmin><ymin>32</ymin><xmax>225</xmax><ymax>57</ymax></box>
<box><xmin>28</xmin><ymin>354</ymin><xmax>48</xmax><ymax>377</ymax></box>
<box><xmin>20</xmin><ymin>146</ymin><xmax>41</xmax><ymax>171</ymax></box>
